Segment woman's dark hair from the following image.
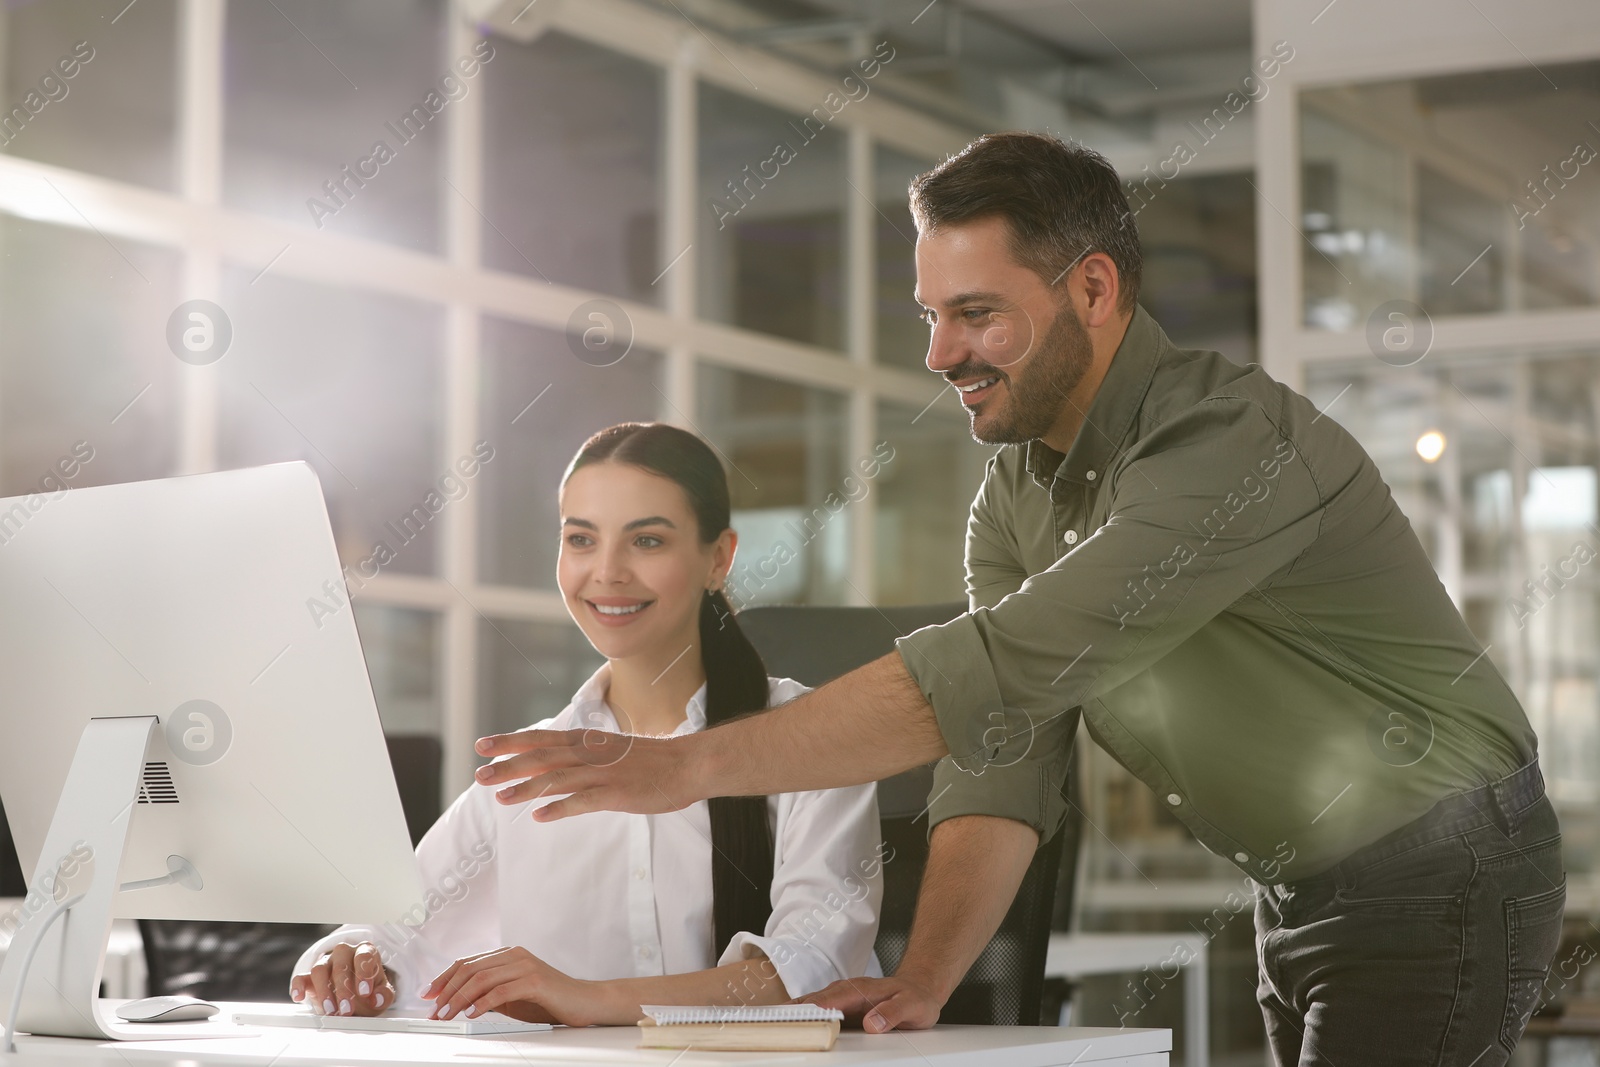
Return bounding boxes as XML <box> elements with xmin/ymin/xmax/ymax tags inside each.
<box><xmin>562</xmin><ymin>422</ymin><xmax>774</xmax><ymax>955</ymax></box>
<box><xmin>909</xmin><ymin>131</ymin><xmax>1143</xmax><ymax>314</ymax></box>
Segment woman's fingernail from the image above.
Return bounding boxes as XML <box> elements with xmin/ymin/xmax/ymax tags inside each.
<box><xmin>323</xmin><ymin>999</ymin><xmax>334</xmax><ymax>1015</ymax></box>
<box><xmin>476</xmin><ymin>765</ymin><xmax>491</xmax><ymax>779</ymax></box>
<box><xmin>440</xmin><ymin>1004</ymin><xmax>454</xmax><ymax>1019</ymax></box>
<box><xmin>464</xmin><ymin>1005</ymin><xmax>477</xmax><ymax>1018</ymax></box>
<box><xmin>340</xmin><ymin>999</ymin><xmax>352</xmax><ymax>1015</ymax></box>
<box><xmin>375</xmin><ymin>993</ymin><xmax>385</xmax><ymax>1008</ymax></box>
<box><xmin>359</xmin><ymin>981</ymin><xmax>371</xmax><ymax>996</ymax></box>
<box><xmin>290</xmin><ymin>988</ymin><xmax>302</xmax><ymax>1000</ymax></box>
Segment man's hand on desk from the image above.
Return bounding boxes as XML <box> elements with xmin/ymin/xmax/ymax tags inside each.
<box><xmin>800</xmin><ymin>816</ymin><xmax>1041</xmax><ymax>1034</ymax></box>
<box><xmin>472</xmin><ymin>728</ymin><xmax>708</xmax><ymax>821</ymax></box>
<box><xmin>798</xmin><ymin>973</ymin><xmax>946</xmax><ymax>1033</ymax></box>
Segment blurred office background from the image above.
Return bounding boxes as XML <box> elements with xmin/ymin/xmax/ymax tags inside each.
<box><xmin>1</xmin><ymin>0</ymin><xmax>1599</xmax><ymax>1061</ymax></box>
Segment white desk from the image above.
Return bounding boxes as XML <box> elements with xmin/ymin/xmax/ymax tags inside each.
<box><xmin>2</xmin><ymin>1003</ymin><xmax>1171</xmax><ymax>1066</ymax></box>
<box><xmin>1046</xmin><ymin>933</ymin><xmax>1207</xmax><ymax>1067</ymax></box>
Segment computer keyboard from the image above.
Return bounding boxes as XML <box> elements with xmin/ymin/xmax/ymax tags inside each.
<box><xmin>231</xmin><ymin>1006</ymin><xmax>553</xmax><ymax>1036</ymax></box>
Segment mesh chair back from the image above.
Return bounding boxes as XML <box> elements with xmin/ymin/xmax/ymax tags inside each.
<box><xmin>138</xmin><ymin>919</ymin><xmax>338</xmax><ymax>1001</ymax></box>
<box><xmin>739</xmin><ymin>603</ymin><xmax>1077</xmax><ymax>1025</ymax></box>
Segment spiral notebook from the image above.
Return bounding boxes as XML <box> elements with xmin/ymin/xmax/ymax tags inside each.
<box><xmin>636</xmin><ymin>1004</ymin><xmax>844</xmax><ymax>1051</ymax></box>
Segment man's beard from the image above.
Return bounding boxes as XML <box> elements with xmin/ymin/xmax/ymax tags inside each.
<box><xmin>958</xmin><ymin>302</ymin><xmax>1094</xmax><ymax>446</ymax></box>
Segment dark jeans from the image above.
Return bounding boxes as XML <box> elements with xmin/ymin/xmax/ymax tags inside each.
<box><xmin>1254</xmin><ymin>759</ymin><xmax>1565</xmax><ymax>1066</ymax></box>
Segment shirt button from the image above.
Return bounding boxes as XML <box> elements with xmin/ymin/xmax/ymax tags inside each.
<box><xmin>1166</xmin><ymin>793</ymin><xmax>1181</xmax><ymax>806</ymax></box>
<box><xmin>1063</xmin><ymin>530</ymin><xmax>1078</xmax><ymax>545</ymax></box>
<box><xmin>1234</xmin><ymin>852</ymin><xmax>1249</xmax><ymax>864</ymax></box>
<box><xmin>1085</xmin><ymin>470</ymin><xmax>1097</xmax><ymax>481</ymax></box>
<box><xmin>633</xmin><ymin>867</ymin><xmax>647</xmax><ymax>880</ymax></box>
<box><xmin>637</xmin><ymin>946</ymin><xmax>653</xmax><ymax>960</ymax></box>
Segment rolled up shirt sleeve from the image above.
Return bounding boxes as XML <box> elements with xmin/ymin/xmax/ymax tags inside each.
<box><xmin>717</xmin><ymin>774</ymin><xmax>884</xmax><ymax>998</ymax></box>
<box><xmin>897</xmin><ymin>398</ymin><xmax>1324</xmax><ymax>838</ymax></box>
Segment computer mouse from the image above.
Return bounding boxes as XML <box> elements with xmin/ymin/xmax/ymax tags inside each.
<box><xmin>114</xmin><ymin>995</ymin><xmax>221</xmax><ymax>1023</ymax></box>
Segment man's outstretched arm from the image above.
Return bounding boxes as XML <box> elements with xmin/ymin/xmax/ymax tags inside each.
<box><xmin>800</xmin><ymin>815</ymin><xmax>1038</xmax><ymax>1031</ymax></box>
<box><xmin>475</xmin><ymin>650</ymin><xmax>949</xmax><ymax>820</ymax></box>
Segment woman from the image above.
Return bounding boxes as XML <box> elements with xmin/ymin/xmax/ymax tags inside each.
<box><xmin>289</xmin><ymin>422</ymin><xmax>883</xmax><ymax>1026</ymax></box>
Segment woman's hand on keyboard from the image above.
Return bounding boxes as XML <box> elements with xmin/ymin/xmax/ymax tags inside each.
<box><xmin>422</xmin><ymin>947</ymin><xmax>601</xmax><ymax>1027</ymax></box>
<box><xmin>290</xmin><ymin>941</ymin><xmax>396</xmax><ymax>1017</ymax></box>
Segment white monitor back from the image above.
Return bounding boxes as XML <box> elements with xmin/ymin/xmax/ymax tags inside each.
<box><xmin>0</xmin><ymin>461</ymin><xmax>423</xmax><ymax>924</ymax></box>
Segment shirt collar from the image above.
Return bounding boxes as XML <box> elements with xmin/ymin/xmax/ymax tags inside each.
<box><xmin>570</xmin><ymin>660</ymin><xmax>709</xmax><ymax>736</ymax></box>
<box><xmin>684</xmin><ymin>679</ymin><xmax>709</xmax><ymax>732</ymax></box>
<box><xmin>1025</xmin><ymin>304</ymin><xmax>1166</xmax><ymax>489</ymax></box>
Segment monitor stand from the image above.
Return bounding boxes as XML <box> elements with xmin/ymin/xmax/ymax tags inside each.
<box><xmin>0</xmin><ymin>715</ymin><xmax>214</xmax><ymax>1047</ymax></box>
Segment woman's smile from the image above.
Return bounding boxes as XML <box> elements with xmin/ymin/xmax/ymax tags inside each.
<box><xmin>584</xmin><ymin>596</ymin><xmax>656</xmax><ymax>627</ymax></box>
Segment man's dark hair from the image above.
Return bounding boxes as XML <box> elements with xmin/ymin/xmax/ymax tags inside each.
<box><xmin>909</xmin><ymin>131</ymin><xmax>1142</xmax><ymax>314</ymax></box>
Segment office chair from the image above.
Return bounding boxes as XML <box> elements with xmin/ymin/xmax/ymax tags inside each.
<box><xmin>384</xmin><ymin>735</ymin><xmax>445</xmax><ymax>850</ymax></box>
<box><xmin>139</xmin><ymin>734</ymin><xmax>443</xmax><ymax>1001</ymax></box>
<box><xmin>0</xmin><ymin>796</ymin><xmax>24</xmax><ymax>897</ymax></box>
<box><xmin>739</xmin><ymin>602</ymin><xmax>1082</xmax><ymax>1026</ymax></box>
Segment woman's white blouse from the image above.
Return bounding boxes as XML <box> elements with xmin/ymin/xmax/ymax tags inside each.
<box><xmin>296</xmin><ymin>665</ymin><xmax>884</xmax><ymax>1009</ymax></box>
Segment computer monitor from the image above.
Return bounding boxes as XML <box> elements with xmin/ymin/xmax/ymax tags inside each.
<box><xmin>0</xmin><ymin>461</ymin><xmax>424</xmax><ymax>1041</ymax></box>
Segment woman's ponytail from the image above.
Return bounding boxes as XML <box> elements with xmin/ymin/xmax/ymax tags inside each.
<box><xmin>699</xmin><ymin>587</ymin><xmax>775</xmax><ymax>954</ymax></box>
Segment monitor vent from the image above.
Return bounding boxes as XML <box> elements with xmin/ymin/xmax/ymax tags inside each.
<box><xmin>137</xmin><ymin>762</ymin><xmax>179</xmax><ymax>804</ymax></box>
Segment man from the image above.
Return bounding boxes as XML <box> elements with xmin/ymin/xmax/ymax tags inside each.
<box><xmin>476</xmin><ymin>133</ymin><xmax>1563</xmax><ymax>1063</ymax></box>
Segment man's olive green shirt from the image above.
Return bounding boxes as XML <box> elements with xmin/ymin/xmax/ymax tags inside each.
<box><xmin>894</xmin><ymin>307</ymin><xmax>1536</xmax><ymax>884</ymax></box>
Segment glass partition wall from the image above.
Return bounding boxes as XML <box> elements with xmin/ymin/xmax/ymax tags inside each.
<box><xmin>1299</xmin><ymin>64</ymin><xmax>1600</xmax><ymax>329</ymax></box>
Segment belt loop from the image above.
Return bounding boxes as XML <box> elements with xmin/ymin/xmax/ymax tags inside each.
<box><xmin>1329</xmin><ymin>860</ymin><xmax>1350</xmax><ymax>898</ymax></box>
<box><xmin>1493</xmin><ymin>759</ymin><xmax>1541</xmax><ymax>836</ymax></box>
<box><xmin>1512</xmin><ymin>759</ymin><xmax>1544</xmax><ymax>834</ymax></box>
<box><xmin>1490</xmin><ymin>780</ymin><xmax>1514</xmax><ymax>837</ymax></box>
